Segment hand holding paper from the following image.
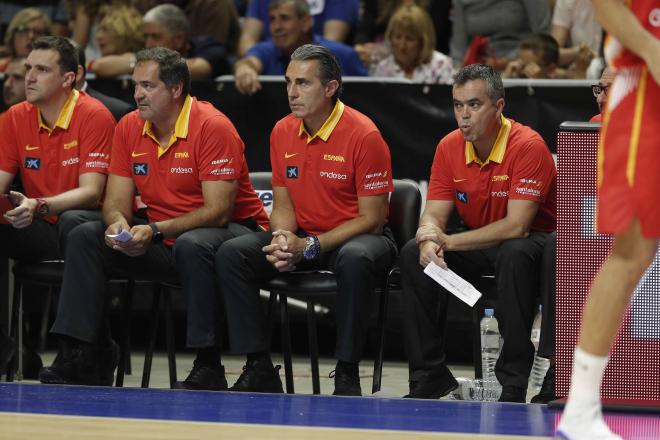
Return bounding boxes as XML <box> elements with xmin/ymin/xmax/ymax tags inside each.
<box><xmin>106</xmin><ymin>229</ymin><xmax>133</xmax><ymax>243</ymax></box>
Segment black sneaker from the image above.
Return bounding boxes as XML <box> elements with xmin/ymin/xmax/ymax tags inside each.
<box><xmin>498</xmin><ymin>385</ymin><xmax>527</xmax><ymax>403</ymax></box>
<box><xmin>174</xmin><ymin>361</ymin><xmax>228</xmax><ymax>391</ymax></box>
<box><xmin>99</xmin><ymin>340</ymin><xmax>120</xmax><ymax>386</ymax></box>
<box><xmin>531</xmin><ymin>364</ymin><xmax>555</xmax><ymax>404</ymax></box>
<box><xmin>404</xmin><ymin>365</ymin><xmax>458</xmax><ymax>399</ymax></box>
<box><xmin>330</xmin><ymin>364</ymin><xmax>361</xmax><ymax>396</ymax></box>
<box><xmin>229</xmin><ymin>360</ymin><xmax>283</xmax><ymax>393</ymax></box>
<box><xmin>0</xmin><ymin>332</ymin><xmax>15</xmax><ymax>375</ymax></box>
<box><xmin>39</xmin><ymin>341</ymin><xmax>101</xmax><ymax>386</ymax></box>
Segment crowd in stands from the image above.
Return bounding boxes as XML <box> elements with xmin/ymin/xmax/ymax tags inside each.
<box><xmin>0</xmin><ymin>0</ymin><xmax>615</xmax><ymax>406</ymax></box>
<box><xmin>0</xmin><ymin>0</ymin><xmax>606</xmax><ymax>88</ymax></box>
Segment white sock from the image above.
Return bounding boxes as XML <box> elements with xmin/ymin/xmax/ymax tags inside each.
<box><xmin>558</xmin><ymin>347</ymin><xmax>620</xmax><ymax>439</ymax></box>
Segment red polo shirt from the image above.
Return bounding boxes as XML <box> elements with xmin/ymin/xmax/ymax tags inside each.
<box><xmin>0</xmin><ymin>90</ymin><xmax>114</xmax><ymax>223</ymax></box>
<box><xmin>270</xmin><ymin>101</ymin><xmax>393</xmax><ymax>235</ymax></box>
<box><xmin>428</xmin><ymin>116</ymin><xmax>556</xmax><ymax>232</ymax></box>
<box><xmin>109</xmin><ymin>96</ymin><xmax>268</xmax><ymax>240</ymax></box>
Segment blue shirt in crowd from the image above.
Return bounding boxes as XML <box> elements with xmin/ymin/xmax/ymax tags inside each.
<box><xmin>247</xmin><ymin>0</ymin><xmax>359</xmax><ymax>41</ymax></box>
<box><xmin>246</xmin><ymin>35</ymin><xmax>367</xmax><ymax>76</ymax></box>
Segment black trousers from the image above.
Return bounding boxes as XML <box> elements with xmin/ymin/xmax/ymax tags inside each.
<box><xmin>50</xmin><ymin>220</ymin><xmax>258</xmax><ymax>348</ymax></box>
<box><xmin>0</xmin><ymin>210</ymin><xmax>102</xmax><ymax>332</ymax></box>
<box><xmin>538</xmin><ymin>231</ymin><xmax>556</xmax><ymax>359</ymax></box>
<box><xmin>401</xmin><ymin>232</ymin><xmax>550</xmax><ymax>389</ymax></box>
<box><xmin>216</xmin><ymin>230</ymin><xmax>397</xmax><ymax>363</ymax></box>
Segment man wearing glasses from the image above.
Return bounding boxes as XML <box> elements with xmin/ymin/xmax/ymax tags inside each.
<box><xmin>589</xmin><ymin>67</ymin><xmax>615</xmax><ymax>122</ymax></box>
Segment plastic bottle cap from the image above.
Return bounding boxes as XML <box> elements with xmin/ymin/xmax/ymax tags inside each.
<box><xmin>484</xmin><ymin>308</ymin><xmax>494</xmax><ymax>317</ymax></box>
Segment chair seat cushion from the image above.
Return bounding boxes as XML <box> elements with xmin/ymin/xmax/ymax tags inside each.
<box><xmin>265</xmin><ymin>271</ymin><xmax>338</xmax><ymax>296</ymax></box>
<box><xmin>13</xmin><ymin>261</ymin><xmax>65</xmax><ymax>285</ymax></box>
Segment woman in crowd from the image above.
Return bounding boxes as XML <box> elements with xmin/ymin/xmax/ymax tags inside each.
<box><xmin>1</xmin><ymin>8</ymin><xmax>52</xmax><ymax>71</ymax></box>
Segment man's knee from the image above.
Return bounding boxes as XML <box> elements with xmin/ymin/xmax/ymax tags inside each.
<box><xmin>173</xmin><ymin>229</ymin><xmax>214</xmax><ymax>261</ymax></box>
<box><xmin>334</xmin><ymin>237</ymin><xmax>378</xmax><ymax>272</ymax></box>
<box><xmin>400</xmin><ymin>238</ymin><xmax>420</xmax><ymax>268</ymax></box>
<box><xmin>58</xmin><ymin>210</ymin><xmax>100</xmax><ymax>237</ymax></box>
<box><xmin>68</xmin><ymin>220</ymin><xmax>105</xmax><ymax>246</ymax></box>
<box><xmin>497</xmin><ymin>237</ymin><xmax>541</xmax><ymax>266</ymax></box>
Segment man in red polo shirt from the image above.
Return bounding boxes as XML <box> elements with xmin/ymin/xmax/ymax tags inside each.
<box><xmin>0</xmin><ymin>37</ymin><xmax>114</xmax><ymax>375</ymax></box>
<box><xmin>558</xmin><ymin>0</ymin><xmax>660</xmax><ymax>438</ymax></box>
<box><xmin>217</xmin><ymin>44</ymin><xmax>396</xmax><ymax>395</ymax></box>
<box><xmin>401</xmin><ymin>63</ymin><xmax>556</xmax><ymax>402</ymax></box>
<box><xmin>40</xmin><ymin>47</ymin><xmax>268</xmax><ymax>388</ymax></box>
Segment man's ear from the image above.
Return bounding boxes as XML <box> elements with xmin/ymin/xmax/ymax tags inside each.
<box><xmin>170</xmin><ymin>82</ymin><xmax>184</xmax><ymax>99</ymax></box>
<box><xmin>324</xmin><ymin>79</ymin><xmax>339</xmax><ymax>99</ymax></box>
<box><xmin>63</xmin><ymin>71</ymin><xmax>76</xmax><ymax>89</ymax></box>
<box><xmin>494</xmin><ymin>97</ymin><xmax>505</xmax><ymax>118</ymax></box>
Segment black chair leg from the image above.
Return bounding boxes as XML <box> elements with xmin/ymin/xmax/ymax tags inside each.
<box><xmin>142</xmin><ymin>283</ymin><xmax>162</xmax><ymax>388</ymax></box>
<box><xmin>37</xmin><ymin>288</ymin><xmax>53</xmax><ymax>353</ymax></box>
<box><xmin>279</xmin><ymin>292</ymin><xmax>294</xmax><ymax>394</ymax></box>
<box><xmin>163</xmin><ymin>288</ymin><xmax>177</xmax><ymax>388</ymax></box>
<box><xmin>7</xmin><ymin>279</ymin><xmax>21</xmax><ymax>382</ymax></box>
<box><xmin>372</xmin><ymin>277</ymin><xmax>391</xmax><ymax>394</ymax></box>
<box><xmin>306</xmin><ymin>300</ymin><xmax>320</xmax><ymax>394</ymax></box>
<box><xmin>116</xmin><ymin>280</ymin><xmax>134</xmax><ymax>387</ymax></box>
<box><xmin>472</xmin><ymin>301</ymin><xmax>484</xmax><ymax>379</ymax></box>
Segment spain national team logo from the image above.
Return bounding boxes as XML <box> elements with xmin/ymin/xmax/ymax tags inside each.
<box><xmin>24</xmin><ymin>157</ymin><xmax>40</xmax><ymax>170</ymax></box>
<box><xmin>286</xmin><ymin>166</ymin><xmax>298</xmax><ymax>179</ymax></box>
<box><xmin>456</xmin><ymin>190</ymin><xmax>468</xmax><ymax>204</ymax></box>
<box><xmin>133</xmin><ymin>163</ymin><xmax>149</xmax><ymax>176</ymax></box>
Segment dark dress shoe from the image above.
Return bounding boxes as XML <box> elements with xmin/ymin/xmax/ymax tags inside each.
<box><xmin>39</xmin><ymin>341</ymin><xmax>101</xmax><ymax>386</ymax></box>
<box><xmin>330</xmin><ymin>364</ymin><xmax>361</xmax><ymax>396</ymax></box>
<box><xmin>531</xmin><ymin>364</ymin><xmax>556</xmax><ymax>404</ymax></box>
<box><xmin>404</xmin><ymin>365</ymin><xmax>458</xmax><ymax>399</ymax></box>
<box><xmin>174</xmin><ymin>362</ymin><xmax>228</xmax><ymax>391</ymax></box>
<box><xmin>498</xmin><ymin>385</ymin><xmax>527</xmax><ymax>403</ymax></box>
<box><xmin>229</xmin><ymin>360</ymin><xmax>283</xmax><ymax>393</ymax></box>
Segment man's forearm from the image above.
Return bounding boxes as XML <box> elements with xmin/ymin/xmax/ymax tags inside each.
<box><xmin>153</xmin><ymin>204</ymin><xmax>228</xmax><ymax>239</ymax></box>
<box><xmin>593</xmin><ymin>0</ymin><xmax>657</xmax><ymax>62</ymax></box>
<box><xmin>41</xmin><ymin>186</ymin><xmax>102</xmax><ymax>215</ymax></box>
<box><xmin>269</xmin><ymin>208</ymin><xmax>297</xmax><ymax>233</ymax></box>
<box><xmin>317</xmin><ymin>214</ymin><xmax>384</xmax><ymax>253</ymax></box>
<box><xmin>447</xmin><ymin>217</ymin><xmax>530</xmax><ymax>251</ymax></box>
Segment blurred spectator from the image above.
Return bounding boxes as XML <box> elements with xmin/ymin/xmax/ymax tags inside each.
<box><xmin>0</xmin><ymin>8</ymin><xmax>52</xmax><ymax>71</ymax></box>
<box><xmin>502</xmin><ymin>34</ymin><xmax>560</xmax><ymax>79</ymax></box>
<box><xmin>589</xmin><ymin>67</ymin><xmax>614</xmax><ymax>123</ymax></box>
<box><xmin>0</xmin><ymin>1</ymin><xmax>68</xmax><ymax>41</ymax></box>
<box><xmin>1</xmin><ymin>58</ymin><xmax>26</xmax><ymax>119</ymax></box>
<box><xmin>238</xmin><ymin>0</ymin><xmax>359</xmax><ymax>56</ymax></box>
<box><xmin>70</xmin><ymin>40</ymin><xmax>134</xmax><ymax>121</ymax></box>
<box><xmin>550</xmin><ymin>0</ymin><xmax>601</xmax><ymax>68</ymax></box>
<box><xmin>67</xmin><ymin>1</ymin><xmax>131</xmax><ymax>62</ymax></box>
<box><xmin>450</xmin><ymin>0</ymin><xmax>551</xmax><ymax>69</ymax></box>
<box><xmin>132</xmin><ymin>0</ymin><xmax>240</xmax><ymax>54</ymax></box>
<box><xmin>234</xmin><ymin>0</ymin><xmax>366</xmax><ymax>95</ymax></box>
<box><xmin>371</xmin><ymin>5</ymin><xmax>453</xmax><ymax>83</ymax></box>
<box><xmin>95</xmin><ymin>5</ymin><xmax>144</xmax><ymax>56</ymax></box>
<box><xmin>90</xmin><ymin>3</ymin><xmax>230</xmax><ymax>80</ymax></box>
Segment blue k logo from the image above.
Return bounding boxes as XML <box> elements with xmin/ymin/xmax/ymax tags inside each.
<box><xmin>24</xmin><ymin>157</ymin><xmax>41</xmax><ymax>170</ymax></box>
<box><xmin>456</xmin><ymin>190</ymin><xmax>468</xmax><ymax>204</ymax></box>
<box><xmin>133</xmin><ymin>163</ymin><xmax>148</xmax><ymax>176</ymax></box>
<box><xmin>286</xmin><ymin>166</ymin><xmax>298</xmax><ymax>179</ymax></box>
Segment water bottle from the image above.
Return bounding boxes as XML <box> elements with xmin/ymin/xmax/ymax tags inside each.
<box><xmin>451</xmin><ymin>378</ymin><xmax>501</xmax><ymax>401</ymax></box>
<box><xmin>480</xmin><ymin>308</ymin><xmax>502</xmax><ymax>401</ymax></box>
<box><xmin>529</xmin><ymin>305</ymin><xmax>550</xmax><ymax>392</ymax></box>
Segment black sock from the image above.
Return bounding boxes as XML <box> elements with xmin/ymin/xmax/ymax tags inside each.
<box><xmin>247</xmin><ymin>352</ymin><xmax>272</xmax><ymax>367</ymax></box>
<box><xmin>337</xmin><ymin>360</ymin><xmax>358</xmax><ymax>376</ymax></box>
<box><xmin>195</xmin><ymin>347</ymin><xmax>221</xmax><ymax>366</ymax></box>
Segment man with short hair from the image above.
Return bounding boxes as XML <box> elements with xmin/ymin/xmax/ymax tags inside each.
<box><xmin>557</xmin><ymin>0</ymin><xmax>660</xmax><ymax>437</ymax></box>
<box><xmin>234</xmin><ymin>0</ymin><xmax>366</xmax><ymax>96</ymax></box>
<box><xmin>90</xmin><ymin>4</ymin><xmax>229</xmax><ymax>80</ymax></box>
<box><xmin>589</xmin><ymin>67</ymin><xmax>615</xmax><ymax>122</ymax></box>
<box><xmin>218</xmin><ymin>44</ymin><xmax>396</xmax><ymax>396</ymax></box>
<box><xmin>2</xmin><ymin>57</ymin><xmax>27</xmax><ymax>111</ymax></box>
<box><xmin>0</xmin><ymin>36</ymin><xmax>115</xmax><ymax>374</ymax></box>
<box><xmin>401</xmin><ymin>64</ymin><xmax>556</xmax><ymax>403</ymax></box>
<box><xmin>40</xmin><ymin>47</ymin><xmax>269</xmax><ymax>388</ymax></box>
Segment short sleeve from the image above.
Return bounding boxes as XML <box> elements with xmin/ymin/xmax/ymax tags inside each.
<box><xmin>197</xmin><ymin>116</ymin><xmax>244</xmax><ymax>181</ymax></box>
<box><xmin>109</xmin><ymin>118</ymin><xmax>133</xmax><ymax>178</ymax></box>
<box><xmin>79</xmin><ymin>108</ymin><xmax>114</xmax><ymax>175</ymax></box>
<box><xmin>324</xmin><ymin>0</ymin><xmax>359</xmax><ymax>24</ymax></box>
<box><xmin>509</xmin><ymin>141</ymin><xmax>556</xmax><ymax>203</ymax></box>
<box><xmin>270</xmin><ymin>123</ymin><xmax>286</xmax><ymax>187</ymax></box>
<box><xmin>427</xmin><ymin>139</ymin><xmax>455</xmax><ymax>200</ymax></box>
<box><xmin>0</xmin><ymin>109</ymin><xmax>20</xmax><ymax>175</ymax></box>
<box><xmin>354</xmin><ymin>130</ymin><xmax>393</xmax><ymax>196</ymax></box>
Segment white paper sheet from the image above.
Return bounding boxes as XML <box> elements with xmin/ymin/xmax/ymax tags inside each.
<box><xmin>423</xmin><ymin>261</ymin><xmax>482</xmax><ymax>307</ymax></box>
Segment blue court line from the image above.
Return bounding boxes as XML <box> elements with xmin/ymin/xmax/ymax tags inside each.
<box><xmin>0</xmin><ymin>383</ymin><xmax>556</xmax><ymax>436</ymax></box>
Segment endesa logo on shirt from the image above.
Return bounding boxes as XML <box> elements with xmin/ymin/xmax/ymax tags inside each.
<box><xmin>24</xmin><ymin>157</ymin><xmax>41</xmax><ymax>170</ymax></box>
<box><xmin>319</xmin><ymin>170</ymin><xmax>348</xmax><ymax>180</ymax></box>
<box><xmin>133</xmin><ymin>163</ymin><xmax>149</xmax><ymax>176</ymax></box>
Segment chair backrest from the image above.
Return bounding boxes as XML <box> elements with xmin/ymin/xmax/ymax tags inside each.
<box><xmin>388</xmin><ymin>179</ymin><xmax>422</xmax><ymax>250</ymax></box>
<box><xmin>248</xmin><ymin>172</ymin><xmax>422</xmax><ymax>248</ymax></box>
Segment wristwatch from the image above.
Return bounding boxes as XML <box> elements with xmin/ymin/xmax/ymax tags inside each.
<box><xmin>148</xmin><ymin>223</ymin><xmax>164</xmax><ymax>243</ymax></box>
<box><xmin>35</xmin><ymin>198</ymin><xmax>49</xmax><ymax>216</ymax></box>
<box><xmin>303</xmin><ymin>235</ymin><xmax>320</xmax><ymax>260</ymax></box>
